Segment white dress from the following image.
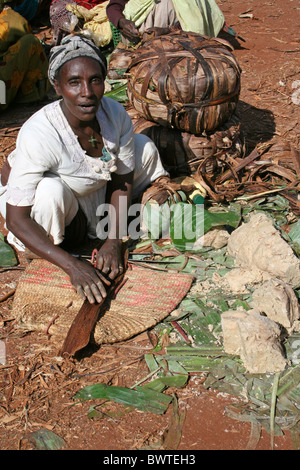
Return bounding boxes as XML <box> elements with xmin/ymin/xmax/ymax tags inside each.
<box><xmin>0</xmin><ymin>97</ymin><xmax>168</xmax><ymax>249</ymax></box>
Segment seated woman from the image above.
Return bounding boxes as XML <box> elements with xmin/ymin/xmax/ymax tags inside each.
<box><xmin>106</xmin><ymin>0</ymin><xmax>225</xmax><ymax>43</ymax></box>
<box><xmin>0</xmin><ymin>34</ymin><xmax>168</xmax><ymax>304</ymax></box>
<box><xmin>49</xmin><ymin>0</ymin><xmax>106</xmax><ymax>46</ymax></box>
<box><xmin>0</xmin><ymin>0</ymin><xmax>49</xmax><ymax>110</ymax></box>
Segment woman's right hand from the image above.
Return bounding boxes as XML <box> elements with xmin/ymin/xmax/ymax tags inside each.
<box><xmin>67</xmin><ymin>257</ymin><xmax>111</xmax><ymax>304</ymax></box>
<box><xmin>118</xmin><ymin>18</ymin><xmax>140</xmax><ymax>41</ymax></box>
<box><xmin>6</xmin><ymin>204</ymin><xmax>111</xmax><ymax>304</ymax></box>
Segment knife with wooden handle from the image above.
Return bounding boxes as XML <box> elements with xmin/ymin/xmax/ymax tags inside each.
<box><xmin>59</xmin><ymin>248</ymin><xmax>128</xmax><ymax>357</ymax></box>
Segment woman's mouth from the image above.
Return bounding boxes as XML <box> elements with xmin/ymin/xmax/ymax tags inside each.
<box><xmin>78</xmin><ymin>103</ymin><xmax>97</xmax><ymax>113</ymax></box>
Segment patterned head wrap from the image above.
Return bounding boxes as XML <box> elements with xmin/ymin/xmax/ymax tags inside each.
<box><xmin>48</xmin><ymin>34</ymin><xmax>107</xmax><ymax>85</ymax></box>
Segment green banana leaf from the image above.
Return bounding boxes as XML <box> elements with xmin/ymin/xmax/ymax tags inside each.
<box><xmin>170</xmin><ymin>203</ymin><xmax>240</xmax><ymax>251</ymax></box>
<box><xmin>104</xmin><ymin>83</ymin><xmax>128</xmax><ymax>103</ymax></box>
<box><xmin>73</xmin><ymin>383</ymin><xmax>173</xmax><ymax>415</ymax></box>
<box><xmin>0</xmin><ymin>233</ymin><xmax>17</xmax><ymax>267</ymax></box>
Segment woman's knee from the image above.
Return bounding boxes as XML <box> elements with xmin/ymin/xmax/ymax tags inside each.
<box><xmin>31</xmin><ymin>177</ymin><xmax>79</xmax><ymax>244</ymax></box>
<box><xmin>33</xmin><ymin>177</ymin><xmax>78</xmax><ymax>220</ymax></box>
<box><xmin>35</xmin><ymin>176</ymin><xmax>67</xmax><ymax>205</ymax></box>
<box><xmin>134</xmin><ymin>133</ymin><xmax>159</xmax><ymax>170</ymax></box>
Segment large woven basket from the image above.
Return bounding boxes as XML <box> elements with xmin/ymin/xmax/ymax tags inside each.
<box><xmin>128</xmin><ymin>107</ymin><xmax>243</xmax><ymax>177</ymax></box>
<box><xmin>126</xmin><ymin>31</ymin><xmax>241</xmax><ymax>134</ymax></box>
<box><xmin>107</xmin><ymin>42</ymin><xmax>133</xmax><ymax>80</ymax></box>
<box><xmin>12</xmin><ymin>259</ymin><xmax>194</xmax><ymax>347</ymax></box>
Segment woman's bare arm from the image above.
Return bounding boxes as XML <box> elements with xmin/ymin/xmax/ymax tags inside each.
<box><xmin>6</xmin><ymin>203</ymin><xmax>111</xmax><ymax>303</ymax></box>
<box><xmin>96</xmin><ymin>170</ymin><xmax>133</xmax><ymax>279</ymax></box>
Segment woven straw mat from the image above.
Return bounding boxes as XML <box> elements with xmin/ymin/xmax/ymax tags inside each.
<box><xmin>12</xmin><ymin>259</ymin><xmax>194</xmax><ymax>345</ymax></box>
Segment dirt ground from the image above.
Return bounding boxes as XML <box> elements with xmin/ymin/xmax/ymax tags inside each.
<box><xmin>0</xmin><ymin>0</ymin><xmax>299</xmax><ymax>452</ymax></box>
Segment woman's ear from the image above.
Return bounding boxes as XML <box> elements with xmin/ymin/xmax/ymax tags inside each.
<box><xmin>53</xmin><ymin>79</ymin><xmax>62</xmax><ymax>97</ymax></box>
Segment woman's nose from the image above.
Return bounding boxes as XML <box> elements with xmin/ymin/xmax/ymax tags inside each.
<box><xmin>81</xmin><ymin>81</ymin><xmax>94</xmax><ymax>97</ymax></box>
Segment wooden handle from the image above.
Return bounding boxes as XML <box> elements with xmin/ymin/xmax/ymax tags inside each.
<box><xmin>59</xmin><ymin>246</ymin><xmax>129</xmax><ymax>357</ymax></box>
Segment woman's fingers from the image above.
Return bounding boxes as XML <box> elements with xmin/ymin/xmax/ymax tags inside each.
<box><xmin>96</xmin><ymin>252</ymin><xmax>111</xmax><ymax>275</ymax></box>
<box><xmin>76</xmin><ymin>284</ymin><xmax>98</xmax><ymax>304</ymax></box>
<box><xmin>73</xmin><ymin>266</ymin><xmax>111</xmax><ymax>304</ymax></box>
<box><xmin>76</xmin><ymin>279</ymin><xmax>107</xmax><ymax>304</ymax></box>
<box><xmin>119</xmin><ymin>18</ymin><xmax>140</xmax><ymax>39</ymax></box>
<box><xmin>108</xmin><ymin>260</ymin><xmax>123</xmax><ymax>280</ymax></box>
<box><xmin>96</xmin><ymin>242</ymin><xmax>123</xmax><ymax>280</ymax></box>
<box><xmin>98</xmin><ymin>257</ymin><xmax>123</xmax><ymax>280</ymax></box>
<box><xmin>95</xmin><ymin>269</ymin><xmax>111</xmax><ymax>287</ymax></box>
<box><xmin>94</xmin><ymin>274</ymin><xmax>111</xmax><ymax>297</ymax></box>
<box><xmin>74</xmin><ymin>258</ymin><xmax>124</xmax><ymax>304</ymax></box>
<box><xmin>76</xmin><ymin>285</ymin><xmax>86</xmax><ymax>301</ymax></box>
<box><xmin>96</xmin><ymin>252</ymin><xmax>104</xmax><ymax>272</ymax></box>
<box><xmin>89</xmin><ymin>282</ymin><xmax>105</xmax><ymax>303</ymax></box>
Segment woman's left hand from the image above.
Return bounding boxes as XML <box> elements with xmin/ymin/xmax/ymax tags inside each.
<box><xmin>95</xmin><ymin>171</ymin><xmax>133</xmax><ymax>280</ymax></box>
<box><xmin>96</xmin><ymin>238</ymin><xmax>124</xmax><ymax>280</ymax></box>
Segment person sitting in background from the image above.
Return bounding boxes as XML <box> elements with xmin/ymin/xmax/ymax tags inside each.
<box><xmin>0</xmin><ymin>0</ymin><xmax>49</xmax><ymax>110</ymax></box>
<box><xmin>49</xmin><ymin>0</ymin><xmax>106</xmax><ymax>46</ymax></box>
<box><xmin>106</xmin><ymin>0</ymin><xmax>225</xmax><ymax>43</ymax></box>
<box><xmin>12</xmin><ymin>0</ymin><xmax>52</xmax><ymax>24</ymax></box>
<box><xmin>0</xmin><ymin>34</ymin><xmax>169</xmax><ymax>303</ymax></box>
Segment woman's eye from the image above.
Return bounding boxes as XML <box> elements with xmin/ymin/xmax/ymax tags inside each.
<box><xmin>91</xmin><ymin>77</ymin><xmax>102</xmax><ymax>84</ymax></box>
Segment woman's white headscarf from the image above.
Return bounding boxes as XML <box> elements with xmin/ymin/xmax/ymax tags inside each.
<box><xmin>48</xmin><ymin>34</ymin><xmax>107</xmax><ymax>85</ymax></box>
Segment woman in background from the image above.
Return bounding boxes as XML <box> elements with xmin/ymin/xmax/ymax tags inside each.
<box><xmin>0</xmin><ymin>0</ymin><xmax>49</xmax><ymax>110</ymax></box>
<box><xmin>106</xmin><ymin>0</ymin><xmax>225</xmax><ymax>43</ymax></box>
<box><xmin>49</xmin><ymin>0</ymin><xmax>106</xmax><ymax>45</ymax></box>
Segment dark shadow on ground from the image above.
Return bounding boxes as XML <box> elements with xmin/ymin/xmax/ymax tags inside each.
<box><xmin>236</xmin><ymin>100</ymin><xmax>276</xmax><ymax>154</ymax></box>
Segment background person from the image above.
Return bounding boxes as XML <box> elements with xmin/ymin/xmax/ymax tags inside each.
<box><xmin>0</xmin><ymin>0</ymin><xmax>49</xmax><ymax>110</ymax></box>
<box><xmin>106</xmin><ymin>0</ymin><xmax>225</xmax><ymax>43</ymax></box>
<box><xmin>49</xmin><ymin>0</ymin><xmax>106</xmax><ymax>45</ymax></box>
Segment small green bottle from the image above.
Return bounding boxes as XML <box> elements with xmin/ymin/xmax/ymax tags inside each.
<box><xmin>189</xmin><ymin>189</ymin><xmax>205</xmax><ymax>205</ymax></box>
<box><xmin>179</xmin><ymin>176</ymin><xmax>206</xmax><ymax>205</ymax></box>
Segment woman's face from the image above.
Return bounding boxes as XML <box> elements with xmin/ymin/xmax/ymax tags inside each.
<box><xmin>54</xmin><ymin>56</ymin><xmax>105</xmax><ymax>126</ymax></box>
